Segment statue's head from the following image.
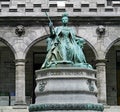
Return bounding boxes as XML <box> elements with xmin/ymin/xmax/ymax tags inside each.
<box><xmin>62</xmin><ymin>13</ymin><xmax>69</xmax><ymax>25</ymax></box>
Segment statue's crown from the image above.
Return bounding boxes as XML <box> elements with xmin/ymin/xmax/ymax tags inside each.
<box><xmin>62</xmin><ymin>13</ymin><xmax>68</xmax><ymax>18</ymax></box>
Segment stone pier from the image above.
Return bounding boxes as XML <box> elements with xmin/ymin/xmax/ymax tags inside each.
<box><xmin>14</xmin><ymin>59</ymin><xmax>26</xmax><ymax>105</ymax></box>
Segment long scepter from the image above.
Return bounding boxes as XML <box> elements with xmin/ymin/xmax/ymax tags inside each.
<box><xmin>45</xmin><ymin>12</ymin><xmax>52</xmax><ymax>23</ymax></box>
<box><xmin>45</xmin><ymin>12</ymin><xmax>55</xmax><ymax>30</ymax></box>
<box><xmin>45</xmin><ymin>12</ymin><xmax>60</xmax><ymax>44</ymax></box>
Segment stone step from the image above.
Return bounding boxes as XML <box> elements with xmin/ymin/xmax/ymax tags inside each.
<box><xmin>0</xmin><ymin>106</ymin><xmax>120</xmax><ymax>112</ymax></box>
<box><xmin>0</xmin><ymin>106</ymin><xmax>29</xmax><ymax>112</ymax></box>
<box><xmin>104</xmin><ymin>106</ymin><xmax>120</xmax><ymax>112</ymax></box>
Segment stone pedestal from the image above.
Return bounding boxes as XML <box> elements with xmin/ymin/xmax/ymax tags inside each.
<box><xmin>29</xmin><ymin>68</ymin><xmax>104</xmax><ymax>112</ymax></box>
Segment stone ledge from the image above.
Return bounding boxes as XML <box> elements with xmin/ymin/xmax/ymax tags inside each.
<box><xmin>36</xmin><ymin>67</ymin><xmax>96</xmax><ymax>72</ymax></box>
<box><xmin>104</xmin><ymin>106</ymin><xmax>120</xmax><ymax>112</ymax></box>
<box><xmin>0</xmin><ymin>106</ymin><xmax>28</xmax><ymax>112</ymax></box>
<box><xmin>29</xmin><ymin>103</ymin><xmax>104</xmax><ymax>111</ymax></box>
<box><xmin>0</xmin><ymin>14</ymin><xmax>120</xmax><ymax>26</ymax></box>
<box><xmin>12</xmin><ymin>106</ymin><xmax>27</xmax><ymax>109</ymax></box>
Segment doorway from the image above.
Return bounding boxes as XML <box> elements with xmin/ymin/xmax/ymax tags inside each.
<box><xmin>0</xmin><ymin>41</ymin><xmax>15</xmax><ymax>106</ymax></box>
<box><xmin>32</xmin><ymin>52</ymin><xmax>46</xmax><ymax>103</ymax></box>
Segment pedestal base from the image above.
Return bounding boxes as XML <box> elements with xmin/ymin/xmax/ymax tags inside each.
<box><xmin>29</xmin><ymin>103</ymin><xmax>103</xmax><ymax>112</ymax></box>
<box><xmin>29</xmin><ymin>68</ymin><xmax>104</xmax><ymax>112</ymax></box>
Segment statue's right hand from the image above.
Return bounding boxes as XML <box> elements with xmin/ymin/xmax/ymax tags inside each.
<box><xmin>49</xmin><ymin>22</ymin><xmax>53</xmax><ymax>28</ymax></box>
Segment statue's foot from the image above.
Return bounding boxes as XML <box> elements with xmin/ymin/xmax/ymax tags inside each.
<box><xmin>74</xmin><ymin>63</ymin><xmax>93</xmax><ymax>69</ymax></box>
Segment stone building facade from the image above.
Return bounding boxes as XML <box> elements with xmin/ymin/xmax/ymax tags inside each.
<box><xmin>0</xmin><ymin>0</ymin><xmax>120</xmax><ymax>108</ymax></box>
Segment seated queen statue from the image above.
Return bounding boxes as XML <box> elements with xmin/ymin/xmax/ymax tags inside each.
<box><xmin>41</xmin><ymin>13</ymin><xmax>92</xmax><ymax>69</ymax></box>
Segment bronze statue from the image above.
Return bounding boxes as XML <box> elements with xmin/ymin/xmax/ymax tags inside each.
<box><xmin>41</xmin><ymin>13</ymin><xmax>92</xmax><ymax>69</ymax></box>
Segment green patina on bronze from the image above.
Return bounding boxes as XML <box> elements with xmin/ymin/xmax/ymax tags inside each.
<box><xmin>41</xmin><ymin>13</ymin><xmax>92</xmax><ymax>69</ymax></box>
<box><xmin>29</xmin><ymin>103</ymin><xmax>104</xmax><ymax>111</ymax></box>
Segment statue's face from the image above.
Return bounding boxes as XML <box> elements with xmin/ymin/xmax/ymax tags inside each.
<box><xmin>62</xmin><ymin>16</ymin><xmax>68</xmax><ymax>24</ymax></box>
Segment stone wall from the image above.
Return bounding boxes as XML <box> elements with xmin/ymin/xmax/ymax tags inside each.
<box><xmin>0</xmin><ymin>0</ymin><xmax>119</xmax><ymax>16</ymax></box>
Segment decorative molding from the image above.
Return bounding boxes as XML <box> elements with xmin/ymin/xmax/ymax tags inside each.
<box><xmin>96</xmin><ymin>25</ymin><xmax>106</xmax><ymax>37</ymax></box>
<box><xmin>29</xmin><ymin>103</ymin><xmax>104</xmax><ymax>111</ymax></box>
<box><xmin>39</xmin><ymin>80</ymin><xmax>47</xmax><ymax>93</ymax></box>
<box><xmin>0</xmin><ymin>1</ymin><xmax>120</xmax><ymax>16</ymax></box>
<box><xmin>15</xmin><ymin>25</ymin><xmax>25</xmax><ymax>37</ymax></box>
<box><xmin>95</xmin><ymin>59</ymin><xmax>108</xmax><ymax>64</ymax></box>
<box><xmin>87</xmin><ymin>79</ymin><xmax>95</xmax><ymax>92</ymax></box>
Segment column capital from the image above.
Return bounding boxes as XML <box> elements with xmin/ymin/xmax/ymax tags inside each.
<box><xmin>15</xmin><ymin>59</ymin><xmax>26</xmax><ymax>63</ymax></box>
<box><xmin>15</xmin><ymin>59</ymin><xmax>27</xmax><ymax>66</ymax></box>
<box><xmin>95</xmin><ymin>59</ymin><xmax>107</xmax><ymax>64</ymax></box>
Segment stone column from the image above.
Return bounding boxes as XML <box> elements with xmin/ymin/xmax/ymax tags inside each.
<box><xmin>96</xmin><ymin>59</ymin><xmax>107</xmax><ymax>105</ymax></box>
<box><xmin>14</xmin><ymin>59</ymin><xmax>26</xmax><ymax>105</ymax></box>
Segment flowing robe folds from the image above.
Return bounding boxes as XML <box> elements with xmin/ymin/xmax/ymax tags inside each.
<box><xmin>41</xmin><ymin>26</ymin><xmax>92</xmax><ymax>69</ymax></box>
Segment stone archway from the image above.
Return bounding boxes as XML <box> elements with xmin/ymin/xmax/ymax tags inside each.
<box><xmin>25</xmin><ymin>36</ymin><xmax>47</xmax><ymax>104</ymax></box>
<box><xmin>106</xmin><ymin>39</ymin><xmax>120</xmax><ymax>105</ymax></box>
<box><xmin>82</xmin><ymin>41</ymin><xmax>97</xmax><ymax>69</ymax></box>
<box><xmin>0</xmin><ymin>38</ymin><xmax>15</xmax><ymax>106</ymax></box>
<box><xmin>76</xmin><ymin>36</ymin><xmax>97</xmax><ymax>69</ymax></box>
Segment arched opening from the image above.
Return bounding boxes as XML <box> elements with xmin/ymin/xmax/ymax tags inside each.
<box><xmin>106</xmin><ymin>40</ymin><xmax>120</xmax><ymax>105</ymax></box>
<box><xmin>25</xmin><ymin>37</ymin><xmax>47</xmax><ymax>104</ymax></box>
<box><xmin>83</xmin><ymin>43</ymin><xmax>96</xmax><ymax>69</ymax></box>
<box><xmin>0</xmin><ymin>40</ymin><xmax>15</xmax><ymax>106</ymax></box>
<box><xmin>25</xmin><ymin>36</ymin><xmax>96</xmax><ymax>104</ymax></box>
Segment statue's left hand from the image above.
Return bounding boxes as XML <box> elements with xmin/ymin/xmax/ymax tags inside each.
<box><xmin>49</xmin><ymin>22</ymin><xmax>53</xmax><ymax>28</ymax></box>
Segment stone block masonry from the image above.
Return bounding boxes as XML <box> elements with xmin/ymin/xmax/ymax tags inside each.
<box><xmin>0</xmin><ymin>1</ymin><xmax>119</xmax><ymax>16</ymax></box>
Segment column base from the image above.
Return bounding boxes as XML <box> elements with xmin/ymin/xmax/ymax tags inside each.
<box><xmin>14</xmin><ymin>101</ymin><xmax>26</xmax><ymax>105</ymax></box>
<box><xmin>98</xmin><ymin>100</ymin><xmax>107</xmax><ymax>105</ymax></box>
<box><xmin>13</xmin><ymin>101</ymin><xmax>27</xmax><ymax>109</ymax></box>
